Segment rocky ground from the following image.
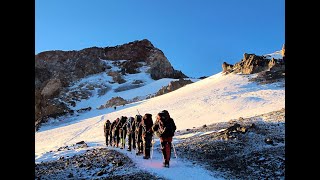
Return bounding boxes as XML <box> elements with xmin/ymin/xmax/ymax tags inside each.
<box><xmin>35</xmin><ymin>109</ymin><xmax>284</xmax><ymax>179</ymax></box>
<box><xmin>35</xmin><ymin>144</ymin><xmax>165</xmax><ymax>180</ymax></box>
<box><xmin>175</xmin><ymin>108</ymin><xmax>285</xmax><ymax>180</ymax></box>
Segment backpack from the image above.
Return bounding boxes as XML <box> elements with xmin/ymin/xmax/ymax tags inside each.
<box><xmin>158</xmin><ymin>113</ymin><xmax>175</xmax><ymax>137</ymax></box>
<box><xmin>125</xmin><ymin>117</ymin><xmax>133</xmax><ymax>133</ymax></box>
<box><xmin>104</xmin><ymin>121</ymin><xmax>111</xmax><ymax>130</ymax></box>
<box><xmin>134</xmin><ymin>115</ymin><xmax>142</xmax><ymax>132</ymax></box>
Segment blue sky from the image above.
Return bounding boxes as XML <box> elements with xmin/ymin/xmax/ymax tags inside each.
<box><xmin>35</xmin><ymin>0</ymin><xmax>284</xmax><ymax>77</ymax></box>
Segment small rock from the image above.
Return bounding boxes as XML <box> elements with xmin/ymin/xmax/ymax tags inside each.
<box><xmin>186</xmin><ymin>129</ymin><xmax>190</xmax><ymax>131</ymax></box>
<box><xmin>239</xmin><ymin>127</ymin><xmax>247</xmax><ymax>133</ymax></box>
<box><xmin>250</xmin><ymin>123</ymin><xmax>256</xmax><ymax>129</ymax></box>
<box><xmin>117</xmin><ymin>161</ymin><xmax>124</xmax><ymax>167</ymax></box>
<box><xmin>58</xmin><ymin>156</ymin><xmax>64</xmax><ymax>160</ymax></box>
<box><xmin>76</xmin><ymin>141</ymin><xmax>85</xmax><ymax>145</ymax></box>
<box><xmin>67</xmin><ymin>173</ymin><xmax>73</xmax><ymax>178</ymax></box>
<box><xmin>265</xmin><ymin>138</ymin><xmax>273</xmax><ymax>145</ymax></box>
<box><xmin>96</xmin><ymin>169</ymin><xmax>105</xmax><ymax>176</ymax></box>
<box><xmin>202</xmin><ymin>124</ymin><xmax>207</xmax><ymax>128</ymax></box>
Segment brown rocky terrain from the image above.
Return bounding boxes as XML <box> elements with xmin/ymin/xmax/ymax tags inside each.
<box><xmin>154</xmin><ymin>79</ymin><xmax>193</xmax><ymax>97</ymax></box>
<box><xmin>35</xmin><ymin>39</ymin><xmax>187</xmax><ymax>130</ymax></box>
<box><xmin>35</xmin><ymin>143</ymin><xmax>164</xmax><ymax>180</ymax></box>
<box><xmin>222</xmin><ymin>45</ymin><xmax>285</xmax><ymax>76</ymax></box>
<box><xmin>175</xmin><ymin>108</ymin><xmax>285</xmax><ymax>180</ymax></box>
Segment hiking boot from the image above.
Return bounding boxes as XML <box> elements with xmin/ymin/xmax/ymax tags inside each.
<box><xmin>127</xmin><ymin>148</ymin><xmax>131</xmax><ymax>151</ymax></box>
<box><xmin>163</xmin><ymin>161</ymin><xmax>169</xmax><ymax>168</ymax></box>
<box><xmin>120</xmin><ymin>147</ymin><xmax>123</xmax><ymax>149</ymax></box>
<box><xmin>143</xmin><ymin>156</ymin><xmax>150</xmax><ymax>159</ymax></box>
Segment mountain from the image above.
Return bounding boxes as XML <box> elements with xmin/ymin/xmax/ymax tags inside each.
<box><xmin>35</xmin><ymin>48</ymin><xmax>285</xmax><ymax>179</ymax></box>
<box><xmin>35</xmin><ymin>39</ymin><xmax>187</xmax><ymax>129</ymax></box>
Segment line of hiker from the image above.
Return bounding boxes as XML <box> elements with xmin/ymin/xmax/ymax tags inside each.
<box><xmin>103</xmin><ymin>110</ymin><xmax>176</xmax><ymax>167</ymax></box>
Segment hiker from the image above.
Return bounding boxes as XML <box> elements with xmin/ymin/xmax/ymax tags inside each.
<box><xmin>133</xmin><ymin>114</ymin><xmax>143</xmax><ymax>155</ymax></box>
<box><xmin>124</xmin><ymin>117</ymin><xmax>134</xmax><ymax>151</ymax></box>
<box><xmin>140</xmin><ymin>113</ymin><xmax>154</xmax><ymax>159</ymax></box>
<box><xmin>110</xmin><ymin>119</ymin><xmax>118</xmax><ymax>146</ymax></box>
<box><xmin>103</xmin><ymin>120</ymin><xmax>111</xmax><ymax>146</ymax></box>
<box><xmin>109</xmin><ymin>119</ymin><xmax>116</xmax><ymax>146</ymax></box>
<box><xmin>112</xmin><ymin>118</ymin><xmax>120</xmax><ymax>147</ymax></box>
<box><xmin>119</xmin><ymin>116</ymin><xmax>128</xmax><ymax>149</ymax></box>
<box><xmin>152</xmin><ymin>110</ymin><xmax>176</xmax><ymax>167</ymax></box>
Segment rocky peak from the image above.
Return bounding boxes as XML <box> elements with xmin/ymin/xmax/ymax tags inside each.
<box><xmin>35</xmin><ymin>39</ymin><xmax>187</xmax><ymax>130</ymax></box>
<box><xmin>221</xmin><ymin>47</ymin><xmax>285</xmax><ymax>75</ymax></box>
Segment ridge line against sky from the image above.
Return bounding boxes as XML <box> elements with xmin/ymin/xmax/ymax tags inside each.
<box><xmin>36</xmin><ymin>0</ymin><xmax>284</xmax><ymax>77</ymax></box>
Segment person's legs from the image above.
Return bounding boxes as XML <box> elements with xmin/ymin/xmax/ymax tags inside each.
<box><xmin>160</xmin><ymin>137</ymin><xmax>173</xmax><ymax>167</ymax></box>
<box><xmin>105</xmin><ymin>133</ymin><xmax>109</xmax><ymax>146</ymax></box>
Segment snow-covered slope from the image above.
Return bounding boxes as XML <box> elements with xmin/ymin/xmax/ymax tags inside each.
<box><xmin>36</xmin><ymin>72</ymin><xmax>284</xmax><ymax>157</ymax></box>
<box><xmin>264</xmin><ymin>50</ymin><xmax>282</xmax><ymax>59</ymax></box>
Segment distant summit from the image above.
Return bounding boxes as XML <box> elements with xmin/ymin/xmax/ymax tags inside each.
<box><xmin>35</xmin><ymin>39</ymin><xmax>187</xmax><ymax>129</ymax></box>
<box><xmin>222</xmin><ymin>45</ymin><xmax>285</xmax><ymax>75</ymax></box>
<box><xmin>221</xmin><ymin>45</ymin><xmax>285</xmax><ymax>84</ymax></box>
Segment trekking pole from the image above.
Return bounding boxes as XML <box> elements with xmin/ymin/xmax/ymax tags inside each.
<box><xmin>151</xmin><ymin>136</ymin><xmax>155</xmax><ymax>161</ymax></box>
<box><xmin>172</xmin><ymin>141</ymin><xmax>178</xmax><ymax>159</ymax></box>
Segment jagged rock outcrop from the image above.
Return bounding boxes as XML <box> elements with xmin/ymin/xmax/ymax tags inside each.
<box><xmin>155</xmin><ymin>79</ymin><xmax>193</xmax><ymax>96</ymax></box>
<box><xmin>233</xmin><ymin>53</ymin><xmax>271</xmax><ymax>74</ymax></box>
<box><xmin>100</xmin><ymin>96</ymin><xmax>128</xmax><ymax>109</ymax></box>
<box><xmin>222</xmin><ymin>62</ymin><xmax>234</xmax><ymax>74</ymax></box>
<box><xmin>35</xmin><ymin>39</ymin><xmax>187</xmax><ymax>129</ymax></box>
<box><xmin>222</xmin><ymin>50</ymin><xmax>284</xmax><ymax>75</ymax></box>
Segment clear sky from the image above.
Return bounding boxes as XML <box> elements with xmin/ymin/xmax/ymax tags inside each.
<box><xmin>35</xmin><ymin>0</ymin><xmax>284</xmax><ymax>78</ymax></box>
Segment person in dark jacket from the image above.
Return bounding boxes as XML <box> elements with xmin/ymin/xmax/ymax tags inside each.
<box><xmin>109</xmin><ymin>119</ymin><xmax>117</xmax><ymax>147</ymax></box>
<box><xmin>133</xmin><ymin>114</ymin><xmax>143</xmax><ymax>155</ymax></box>
<box><xmin>152</xmin><ymin>110</ymin><xmax>176</xmax><ymax>167</ymax></box>
<box><xmin>112</xmin><ymin>118</ymin><xmax>120</xmax><ymax>147</ymax></box>
<box><xmin>119</xmin><ymin>116</ymin><xmax>128</xmax><ymax>149</ymax></box>
<box><xmin>103</xmin><ymin>120</ymin><xmax>111</xmax><ymax>146</ymax></box>
<box><xmin>124</xmin><ymin>117</ymin><xmax>134</xmax><ymax>151</ymax></box>
<box><xmin>140</xmin><ymin>113</ymin><xmax>154</xmax><ymax>159</ymax></box>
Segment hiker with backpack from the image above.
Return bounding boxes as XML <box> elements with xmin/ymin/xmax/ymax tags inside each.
<box><xmin>140</xmin><ymin>113</ymin><xmax>154</xmax><ymax>159</ymax></box>
<box><xmin>112</xmin><ymin>118</ymin><xmax>120</xmax><ymax>147</ymax></box>
<box><xmin>119</xmin><ymin>116</ymin><xmax>128</xmax><ymax>149</ymax></box>
<box><xmin>152</xmin><ymin>110</ymin><xmax>176</xmax><ymax>167</ymax></box>
<box><xmin>109</xmin><ymin>119</ymin><xmax>117</xmax><ymax>147</ymax></box>
<box><xmin>124</xmin><ymin>117</ymin><xmax>134</xmax><ymax>151</ymax></box>
<box><xmin>133</xmin><ymin>114</ymin><xmax>143</xmax><ymax>155</ymax></box>
<box><xmin>103</xmin><ymin>120</ymin><xmax>111</xmax><ymax>146</ymax></box>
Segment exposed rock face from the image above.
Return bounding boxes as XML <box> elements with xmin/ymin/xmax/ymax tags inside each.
<box><xmin>155</xmin><ymin>79</ymin><xmax>193</xmax><ymax>96</ymax></box>
<box><xmin>233</xmin><ymin>53</ymin><xmax>270</xmax><ymax>74</ymax></box>
<box><xmin>222</xmin><ymin>50</ymin><xmax>284</xmax><ymax>75</ymax></box>
<box><xmin>41</xmin><ymin>79</ymin><xmax>62</xmax><ymax>98</ymax></box>
<box><xmin>104</xmin><ymin>97</ymin><xmax>128</xmax><ymax>108</ymax></box>
<box><xmin>222</xmin><ymin>62</ymin><xmax>234</xmax><ymax>74</ymax></box>
<box><xmin>35</xmin><ymin>39</ymin><xmax>187</xmax><ymax>129</ymax></box>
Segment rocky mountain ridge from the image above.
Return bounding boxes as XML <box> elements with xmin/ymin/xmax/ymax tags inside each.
<box><xmin>35</xmin><ymin>39</ymin><xmax>187</xmax><ymax>129</ymax></box>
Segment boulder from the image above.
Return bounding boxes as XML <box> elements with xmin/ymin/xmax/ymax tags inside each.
<box><xmin>155</xmin><ymin>79</ymin><xmax>193</xmax><ymax>96</ymax></box>
<box><xmin>222</xmin><ymin>62</ymin><xmax>234</xmax><ymax>73</ymax></box>
<box><xmin>41</xmin><ymin>79</ymin><xmax>62</xmax><ymax>98</ymax></box>
<box><xmin>233</xmin><ymin>53</ymin><xmax>270</xmax><ymax>74</ymax></box>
